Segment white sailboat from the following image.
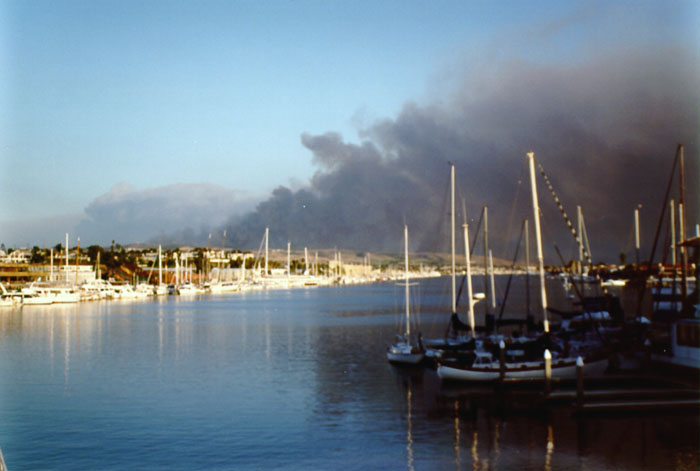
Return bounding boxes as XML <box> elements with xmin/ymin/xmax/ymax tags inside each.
<box><xmin>387</xmin><ymin>225</ymin><xmax>425</xmax><ymax>365</ymax></box>
<box><xmin>437</xmin><ymin>152</ymin><xmax>608</xmax><ymax>382</ymax></box>
<box><xmin>0</xmin><ymin>283</ymin><xmax>17</xmax><ymax>308</ymax></box>
<box><xmin>153</xmin><ymin>245</ymin><xmax>169</xmax><ymax>295</ymax></box>
<box><xmin>424</xmin><ymin>163</ymin><xmax>477</xmax><ymax>351</ymax></box>
<box><xmin>437</xmin><ymin>346</ymin><xmax>609</xmax><ymax>382</ymax></box>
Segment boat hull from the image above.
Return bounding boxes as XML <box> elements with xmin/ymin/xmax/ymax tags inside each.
<box><xmin>387</xmin><ymin>341</ymin><xmax>425</xmax><ymax>365</ymax></box>
<box><xmin>387</xmin><ymin>351</ymin><xmax>425</xmax><ymax>365</ymax></box>
<box><xmin>437</xmin><ymin>357</ymin><xmax>608</xmax><ymax>382</ymax></box>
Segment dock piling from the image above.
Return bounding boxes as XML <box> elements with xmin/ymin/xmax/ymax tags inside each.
<box><xmin>499</xmin><ymin>340</ymin><xmax>506</xmax><ymax>382</ymax></box>
<box><xmin>576</xmin><ymin>356</ymin><xmax>584</xmax><ymax>409</ymax></box>
<box><xmin>544</xmin><ymin>349</ymin><xmax>552</xmax><ymax>395</ymax></box>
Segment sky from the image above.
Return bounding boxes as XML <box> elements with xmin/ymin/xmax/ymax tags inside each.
<box><xmin>1</xmin><ymin>1</ymin><xmax>699</xmax><ymax>262</ymax></box>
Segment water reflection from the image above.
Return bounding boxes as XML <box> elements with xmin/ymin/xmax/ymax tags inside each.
<box><xmin>406</xmin><ymin>387</ymin><xmax>414</xmax><ymax>471</ymax></box>
<box><xmin>0</xmin><ymin>280</ymin><xmax>695</xmax><ymax>471</ymax></box>
<box><xmin>545</xmin><ymin>424</ymin><xmax>554</xmax><ymax>471</ymax></box>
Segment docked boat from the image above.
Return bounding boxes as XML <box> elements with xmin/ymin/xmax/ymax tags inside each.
<box><xmin>387</xmin><ymin>225</ymin><xmax>425</xmax><ymax>365</ymax></box>
<box><xmin>206</xmin><ymin>280</ymin><xmax>240</xmax><ymax>293</ymax></box>
<box><xmin>19</xmin><ymin>286</ymin><xmax>55</xmax><ymax>305</ymax></box>
<box><xmin>438</xmin><ymin>346</ymin><xmax>608</xmax><ymax>382</ymax></box>
<box><xmin>424</xmin><ymin>163</ymin><xmax>478</xmax><ymax>353</ymax></box>
<box><xmin>45</xmin><ymin>285</ymin><xmax>80</xmax><ymax>303</ymax></box>
<box><xmin>649</xmin><ymin>236</ymin><xmax>700</xmax><ymax>374</ymax></box>
<box><xmin>175</xmin><ymin>282</ymin><xmax>201</xmax><ymax>295</ymax></box>
<box><xmin>0</xmin><ymin>283</ymin><xmax>16</xmax><ymax>308</ymax></box>
<box><xmin>644</xmin><ymin>147</ymin><xmax>699</xmax><ymax>375</ymax></box>
<box><xmin>436</xmin><ymin>152</ymin><xmax>609</xmax><ymax>382</ymax></box>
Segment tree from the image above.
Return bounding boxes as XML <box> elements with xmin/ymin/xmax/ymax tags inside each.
<box><xmin>30</xmin><ymin>246</ymin><xmax>46</xmax><ymax>264</ymax></box>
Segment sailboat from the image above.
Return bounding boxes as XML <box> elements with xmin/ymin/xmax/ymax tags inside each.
<box><xmin>154</xmin><ymin>245</ymin><xmax>169</xmax><ymax>295</ymax></box>
<box><xmin>424</xmin><ymin>163</ymin><xmax>478</xmax><ymax>353</ymax></box>
<box><xmin>437</xmin><ymin>152</ymin><xmax>609</xmax><ymax>382</ymax></box>
<box><xmin>387</xmin><ymin>225</ymin><xmax>425</xmax><ymax>365</ymax></box>
<box><xmin>0</xmin><ymin>283</ymin><xmax>17</xmax><ymax>308</ymax></box>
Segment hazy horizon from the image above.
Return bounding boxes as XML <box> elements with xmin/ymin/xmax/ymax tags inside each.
<box><xmin>2</xmin><ymin>1</ymin><xmax>698</xmax><ymax>264</ymax></box>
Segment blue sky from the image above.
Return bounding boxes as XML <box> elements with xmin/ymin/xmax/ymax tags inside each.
<box><xmin>1</xmin><ymin>1</ymin><xmax>698</xmax><ymax>248</ymax></box>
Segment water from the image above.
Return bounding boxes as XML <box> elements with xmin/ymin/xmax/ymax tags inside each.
<box><xmin>0</xmin><ymin>277</ymin><xmax>697</xmax><ymax>470</ymax></box>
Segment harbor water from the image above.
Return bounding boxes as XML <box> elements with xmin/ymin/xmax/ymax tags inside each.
<box><xmin>0</xmin><ymin>277</ymin><xmax>697</xmax><ymax>470</ymax></box>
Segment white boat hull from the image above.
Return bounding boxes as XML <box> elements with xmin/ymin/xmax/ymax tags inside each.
<box><xmin>0</xmin><ymin>298</ymin><xmax>15</xmax><ymax>308</ymax></box>
<box><xmin>437</xmin><ymin>357</ymin><xmax>608</xmax><ymax>382</ymax></box>
<box><xmin>387</xmin><ymin>340</ymin><xmax>425</xmax><ymax>365</ymax></box>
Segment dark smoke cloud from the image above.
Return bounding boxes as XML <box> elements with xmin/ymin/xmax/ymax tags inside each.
<box><xmin>223</xmin><ymin>46</ymin><xmax>698</xmax><ymax>263</ymax></box>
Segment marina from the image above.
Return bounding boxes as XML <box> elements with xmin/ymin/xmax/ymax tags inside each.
<box><xmin>2</xmin><ymin>2</ymin><xmax>699</xmax><ymax>469</ymax></box>
<box><xmin>0</xmin><ymin>276</ymin><xmax>697</xmax><ymax>470</ymax></box>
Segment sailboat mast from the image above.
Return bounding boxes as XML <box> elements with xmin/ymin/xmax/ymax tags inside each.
<box><xmin>577</xmin><ymin>205</ymin><xmax>583</xmax><ymax>275</ymax></box>
<box><xmin>404</xmin><ymin>225</ymin><xmax>410</xmax><ymax>338</ymax></box>
<box><xmin>75</xmin><ymin>237</ymin><xmax>80</xmax><ymax>286</ymax></box>
<box><xmin>450</xmin><ymin>163</ymin><xmax>457</xmax><ymax>314</ymax></box>
<box><xmin>463</xmin><ymin>223</ymin><xmax>475</xmax><ymax>335</ymax></box>
<box><xmin>670</xmin><ymin>200</ymin><xmax>676</xmax><ymax>266</ymax></box>
<box><xmin>525</xmin><ymin>219</ymin><xmax>531</xmax><ymax>320</ymax></box>
<box><xmin>679</xmin><ymin>143</ymin><xmax>688</xmax><ymax>299</ymax></box>
<box><xmin>635</xmin><ymin>207</ymin><xmax>641</xmax><ymax>266</ymax></box>
<box><xmin>488</xmin><ymin>249</ymin><xmax>496</xmax><ymax>310</ymax></box>
<box><xmin>264</xmin><ymin>227</ymin><xmax>269</xmax><ymax>277</ymax></box>
<box><xmin>527</xmin><ymin>152</ymin><xmax>549</xmax><ymax>333</ymax></box>
<box><xmin>679</xmin><ymin>202</ymin><xmax>688</xmax><ymax>298</ymax></box>
<box><xmin>483</xmin><ymin>205</ymin><xmax>489</xmax><ymax>315</ymax></box>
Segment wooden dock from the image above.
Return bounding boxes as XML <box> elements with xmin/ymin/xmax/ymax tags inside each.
<box><xmin>542</xmin><ymin>373</ymin><xmax>700</xmax><ymax>414</ymax></box>
<box><xmin>579</xmin><ymin>398</ymin><xmax>700</xmax><ymax>412</ymax></box>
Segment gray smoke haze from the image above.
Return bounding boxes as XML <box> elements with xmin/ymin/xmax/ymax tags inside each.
<box><xmin>75</xmin><ymin>182</ymin><xmax>254</xmax><ymax>246</ymax></box>
<box><xmin>222</xmin><ymin>47</ymin><xmax>699</xmax><ymax>263</ymax></box>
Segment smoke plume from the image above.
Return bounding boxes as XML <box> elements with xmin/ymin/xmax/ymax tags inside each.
<box><xmin>222</xmin><ymin>46</ymin><xmax>698</xmax><ymax>263</ymax></box>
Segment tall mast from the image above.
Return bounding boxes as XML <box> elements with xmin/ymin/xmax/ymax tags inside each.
<box><xmin>577</xmin><ymin>205</ymin><xmax>583</xmax><ymax>274</ymax></box>
<box><xmin>450</xmin><ymin>163</ymin><xmax>456</xmax><ymax>314</ymax></box>
<box><xmin>463</xmin><ymin>223</ymin><xmax>475</xmax><ymax>336</ymax></box>
<box><xmin>525</xmin><ymin>218</ymin><xmax>531</xmax><ymax>322</ymax></box>
<box><xmin>404</xmin><ymin>225</ymin><xmax>411</xmax><ymax>338</ymax></box>
<box><xmin>670</xmin><ymin>200</ymin><xmax>676</xmax><ymax>267</ymax></box>
<box><xmin>679</xmin><ymin>203</ymin><xmax>688</xmax><ymax>298</ymax></box>
<box><xmin>488</xmin><ymin>249</ymin><xmax>496</xmax><ymax>310</ymax></box>
<box><xmin>634</xmin><ymin>207</ymin><xmax>641</xmax><ymax>266</ymax></box>
<box><xmin>679</xmin><ymin>144</ymin><xmax>688</xmax><ymax>299</ymax></box>
<box><xmin>264</xmin><ymin>227</ymin><xmax>269</xmax><ymax>277</ymax></box>
<box><xmin>527</xmin><ymin>152</ymin><xmax>549</xmax><ymax>333</ymax></box>
<box><xmin>483</xmin><ymin>205</ymin><xmax>489</xmax><ymax>315</ymax></box>
<box><xmin>220</xmin><ymin>230</ymin><xmax>226</xmax><ymax>283</ymax></box>
<box><xmin>75</xmin><ymin>237</ymin><xmax>80</xmax><ymax>286</ymax></box>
